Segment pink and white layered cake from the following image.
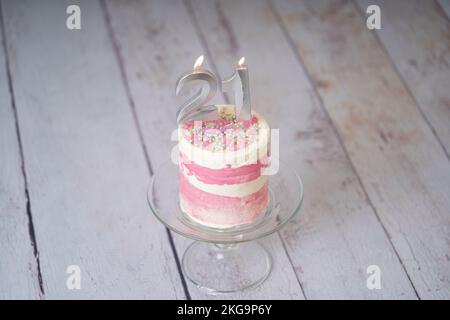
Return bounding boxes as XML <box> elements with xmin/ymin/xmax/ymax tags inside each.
<box><xmin>178</xmin><ymin>105</ymin><xmax>270</xmax><ymax>229</ymax></box>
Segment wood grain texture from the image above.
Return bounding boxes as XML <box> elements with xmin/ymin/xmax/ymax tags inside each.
<box><xmin>189</xmin><ymin>0</ymin><xmax>417</xmax><ymax>299</ymax></box>
<box><xmin>273</xmin><ymin>0</ymin><xmax>450</xmax><ymax>299</ymax></box>
<box><xmin>104</xmin><ymin>0</ymin><xmax>305</xmax><ymax>300</ymax></box>
<box><xmin>2</xmin><ymin>0</ymin><xmax>184</xmax><ymax>299</ymax></box>
<box><xmin>0</xmin><ymin>10</ymin><xmax>41</xmax><ymax>299</ymax></box>
<box><xmin>357</xmin><ymin>0</ymin><xmax>450</xmax><ymax>157</ymax></box>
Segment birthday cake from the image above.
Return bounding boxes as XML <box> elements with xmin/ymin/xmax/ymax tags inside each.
<box><xmin>178</xmin><ymin>104</ymin><xmax>270</xmax><ymax>229</ymax></box>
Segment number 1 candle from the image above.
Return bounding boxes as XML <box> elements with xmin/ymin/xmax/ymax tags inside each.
<box><xmin>222</xmin><ymin>57</ymin><xmax>252</xmax><ymax>121</ymax></box>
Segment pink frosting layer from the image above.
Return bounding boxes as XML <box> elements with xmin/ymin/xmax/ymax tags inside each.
<box><xmin>179</xmin><ymin>172</ymin><xmax>268</xmax><ymax>228</ymax></box>
<box><xmin>180</xmin><ymin>152</ymin><xmax>262</xmax><ymax>185</ymax></box>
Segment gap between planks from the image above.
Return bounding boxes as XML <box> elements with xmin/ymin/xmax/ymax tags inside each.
<box><xmin>4</xmin><ymin>0</ymin><xmax>187</xmax><ymax>299</ymax></box>
<box><xmin>267</xmin><ymin>0</ymin><xmax>420</xmax><ymax>299</ymax></box>
<box><xmin>99</xmin><ymin>0</ymin><xmax>191</xmax><ymax>300</ymax></box>
<box><xmin>353</xmin><ymin>0</ymin><xmax>450</xmax><ymax>162</ymax></box>
<box><xmin>0</xmin><ymin>0</ymin><xmax>45</xmax><ymax>299</ymax></box>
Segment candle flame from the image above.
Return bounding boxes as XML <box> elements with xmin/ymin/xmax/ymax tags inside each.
<box><xmin>238</xmin><ymin>57</ymin><xmax>245</xmax><ymax>67</ymax></box>
<box><xmin>193</xmin><ymin>55</ymin><xmax>204</xmax><ymax>70</ymax></box>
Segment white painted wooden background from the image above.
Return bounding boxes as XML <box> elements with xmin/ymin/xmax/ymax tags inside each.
<box><xmin>0</xmin><ymin>0</ymin><xmax>449</xmax><ymax>299</ymax></box>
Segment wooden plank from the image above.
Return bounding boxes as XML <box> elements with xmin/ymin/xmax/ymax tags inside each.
<box><xmin>438</xmin><ymin>0</ymin><xmax>450</xmax><ymax>18</ymax></box>
<box><xmin>104</xmin><ymin>0</ymin><xmax>305</xmax><ymax>299</ymax></box>
<box><xmin>0</xmin><ymin>10</ymin><xmax>41</xmax><ymax>300</ymax></box>
<box><xmin>189</xmin><ymin>0</ymin><xmax>417</xmax><ymax>299</ymax></box>
<box><xmin>273</xmin><ymin>0</ymin><xmax>450</xmax><ymax>299</ymax></box>
<box><xmin>357</xmin><ymin>0</ymin><xmax>450</xmax><ymax>157</ymax></box>
<box><xmin>2</xmin><ymin>0</ymin><xmax>185</xmax><ymax>299</ymax></box>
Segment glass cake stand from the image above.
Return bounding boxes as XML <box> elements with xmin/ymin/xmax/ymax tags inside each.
<box><xmin>147</xmin><ymin>160</ymin><xmax>303</xmax><ymax>294</ymax></box>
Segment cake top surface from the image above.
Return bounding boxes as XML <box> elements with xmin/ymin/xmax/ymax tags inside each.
<box><xmin>179</xmin><ymin>105</ymin><xmax>268</xmax><ymax>152</ymax></box>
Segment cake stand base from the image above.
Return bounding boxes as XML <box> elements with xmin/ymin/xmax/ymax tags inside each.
<box><xmin>148</xmin><ymin>159</ymin><xmax>304</xmax><ymax>294</ymax></box>
<box><xmin>182</xmin><ymin>241</ymin><xmax>272</xmax><ymax>294</ymax></box>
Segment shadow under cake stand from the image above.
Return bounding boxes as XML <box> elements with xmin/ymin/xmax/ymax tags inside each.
<box><xmin>147</xmin><ymin>160</ymin><xmax>303</xmax><ymax>294</ymax></box>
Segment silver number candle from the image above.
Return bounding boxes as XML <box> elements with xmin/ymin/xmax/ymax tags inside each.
<box><xmin>175</xmin><ymin>55</ymin><xmax>218</xmax><ymax>124</ymax></box>
<box><xmin>222</xmin><ymin>57</ymin><xmax>251</xmax><ymax>121</ymax></box>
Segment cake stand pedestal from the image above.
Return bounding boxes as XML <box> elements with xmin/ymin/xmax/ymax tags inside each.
<box><xmin>147</xmin><ymin>160</ymin><xmax>303</xmax><ymax>294</ymax></box>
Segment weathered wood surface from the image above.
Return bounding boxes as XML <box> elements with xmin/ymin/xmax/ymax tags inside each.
<box><xmin>1</xmin><ymin>0</ymin><xmax>184</xmax><ymax>299</ymax></box>
<box><xmin>273</xmin><ymin>0</ymin><xmax>450</xmax><ymax>299</ymax></box>
<box><xmin>357</xmin><ymin>0</ymin><xmax>450</xmax><ymax>157</ymax></box>
<box><xmin>188</xmin><ymin>0</ymin><xmax>417</xmax><ymax>299</ymax></box>
<box><xmin>104</xmin><ymin>0</ymin><xmax>305</xmax><ymax>299</ymax></box>
<box><xmin>1</xmin><ymin>0</ymin><xmax>449</xmax><ymax>299</ymax></box>
<box><xmin>0</xmin><ymin>12</ymin><xmax>42</xmax><ymax>299</ymax></box>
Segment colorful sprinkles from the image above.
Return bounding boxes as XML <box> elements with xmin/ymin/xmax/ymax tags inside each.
<box><xmin>181</xmin><ymin>109</ymin><xmax>260</xmax><ymax>152</ymax></box>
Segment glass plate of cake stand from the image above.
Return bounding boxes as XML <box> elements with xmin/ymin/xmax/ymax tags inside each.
<box><xmin>147</xmin><ymin>160</ymin><xmax>303</xmax><ymax>294</ymax></box>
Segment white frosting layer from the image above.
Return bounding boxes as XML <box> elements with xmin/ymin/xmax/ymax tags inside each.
<box><xmin>178</xmin><ymin>105</ymin><xmax>270</xmax><ymax>170</ymax></box>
